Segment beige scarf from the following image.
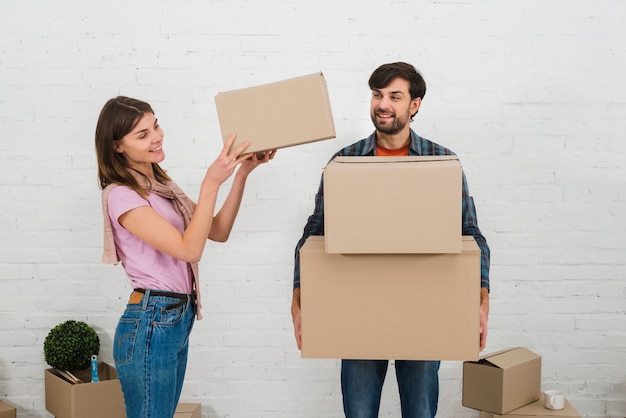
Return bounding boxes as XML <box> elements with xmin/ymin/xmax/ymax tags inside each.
<box><xmin>101</xmin><ymin>172</ymin><xmax>203</xmax><ymax>319</ymax></box>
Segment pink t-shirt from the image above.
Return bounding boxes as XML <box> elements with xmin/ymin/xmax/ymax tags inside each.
<box><xmin>107</xmin><ymin>186</ymin><xmax>193</xmax><ymax>294</ymax></box>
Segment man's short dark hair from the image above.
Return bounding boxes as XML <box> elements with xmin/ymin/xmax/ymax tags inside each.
<box><xmin>368</xmin><ymin>62</ymin><xmax>426</xmax><ymax>100</ymax></box>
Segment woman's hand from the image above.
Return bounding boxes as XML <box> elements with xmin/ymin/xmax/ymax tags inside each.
<box><xmin>238</xmin><ymin>149</ymin><xmax>277</xmax><ymax>177</ymax></box>
<box><xmin>203</xmin><ymin>134</ymin><xmax>252</xmax><ymax>188</ymax></box>
<box><xmin>204</xmin><ymin>139</ymin><xmax>275</xmax><ymax>242</ymax></box>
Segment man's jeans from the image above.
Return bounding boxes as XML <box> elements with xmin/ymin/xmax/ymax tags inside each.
<box><xmin>341</xmin><ymin>359</ymin><xmax>440</xmax><ymax>418</ymax></box>
<box><xmin>113</xmin><ymin>290</ymin><xmax>196</xmax><ymax>418</ymax></box>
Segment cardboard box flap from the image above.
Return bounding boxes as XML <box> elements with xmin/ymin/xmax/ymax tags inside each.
<box><xmin>496</xmin><ymin>393</ymin><xmax>581</xmax><ymax>417</ymax></box>
<box><xmin>0</xmin><ymin>400</ymin><xmax>16</xmax><ymax>417</ymax></box>
<box><xmin>175</xmin><ymin>403</ymin><xmax>199</xmax><ymax>413</ymax></box>
<box><xmin>301</xmin><ymin>235</ymin><xmax>478</xmax><ymax>255</ymax></box>
<box><xmin>174</xmin><ymin>402</ymin><xmax>201</xmax><ymax>418</ymax></box>
<box><xmin>482</xmin><ymin>347</ymin><xmax>540</xmax><ymax>369</ymax></box>
<box><xmin>332</xmin><ymin>155</ymin><xmax>459</xmax><ymax>164</ymax></box>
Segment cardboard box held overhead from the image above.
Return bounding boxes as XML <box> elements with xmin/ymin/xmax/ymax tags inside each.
<box><xmin>463</xmin><ymin>347</ymin><xmax>542</xmax><ymax>415</ymax></box>
<box><xmin>323</xmin><ymin>156</ymin><xmax>462</xmax><ymax>254</ymax></box>
<box><xmin>45</xmin><ymin>362</ymin><xmax>126</xmax><ymax>418</ymax></box>
<box><xmin>300</xmin><ymin>235</ymin><xmax>481</xmax><ymax>361</ymax></box>
<box><xmin>478</xmin><ymin>393</ymin><xmax>580</xmax><ymax>418</ymax></box>
<box><xmin>215</xmin><ymin>72</ymin><xmax>336</xmax><ymax>154</ymax></box>
<box><xmin>0</xmin><ymin>400</ymin><xmax>16</xmax><ymax>418</ymax></box>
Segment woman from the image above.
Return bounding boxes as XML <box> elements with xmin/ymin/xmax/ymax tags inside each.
<box><xmin>95</xmin><ymin>96</ymin><xmax>274</xmax><ymax>418</ymax></box>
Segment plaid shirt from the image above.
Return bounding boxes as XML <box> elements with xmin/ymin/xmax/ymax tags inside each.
<box><xmin>293</xmin><ymin>129</ymin><xmax>491</xmax><ymax>290</ymax></box>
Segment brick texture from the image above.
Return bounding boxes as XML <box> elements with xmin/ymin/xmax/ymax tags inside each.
<box><xmin>1</xmin><ymin>1</ymin><xmax>625</xmax><ymax>417</ymax></box>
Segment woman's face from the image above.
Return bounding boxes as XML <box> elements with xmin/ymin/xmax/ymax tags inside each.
<box><xmin>115</xmin><ymin>112</ymin><xmax>165</xmax><ymax>173</ymax></box>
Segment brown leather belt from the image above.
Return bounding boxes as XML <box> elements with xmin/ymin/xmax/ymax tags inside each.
<box><xmin>128</xmin><ymin>288</ymin><xmax>196</xmax><ymax>310</ymax></box>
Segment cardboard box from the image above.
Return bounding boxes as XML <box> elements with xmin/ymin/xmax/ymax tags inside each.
<box><xmin>45</xmin><ymin>362</ymin><xmax>126</xmax><ymax>418</ymax></box>
<box><xmin>323</xmin><ymin>156</ymin><xmax>462</xmax><ymax>254</ymax></box>
<box><xmin>215</xmin><ymin>72</ymin><xmax>336</xmax><ymax>154</ymax></box>
<box><xmin>300</xmin><ymin>235</ymin><xmax>481</xmax><ymax>360</ymax></box>
<box><xmin>175</xmin><ymin>402</ymin><xmax>201</xmax><ymax>418</ymax></box>
<box><xmin>463</xmin><ymin>347</ymin><xmax>542</xmax><ymax>415</ymax></box>
<box><xmin>478</xmin><ymin>393</ymin><xmax>580</xmax><ymax>418</ymax></box>
<box><xmin>0</xmin><ymin>400</ymin><xmax>16</xmax><ymax>418</ymax></box>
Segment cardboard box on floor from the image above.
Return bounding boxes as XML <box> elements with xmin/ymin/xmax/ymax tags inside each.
<box><xmin>479</xmin><ymin>393</ymin><xmax>580</xmax><ymax>418</ymax></box>
<box><xmin>300</xmin><ymin>235</ymin><xmax>481</xmax><ymax>361</ymax></box>
<box><xmin>215</xmin><ymin>72</ymin><xmax>336</xmax><ymax>154</ymax></box>
<box><xmin>463</xmin><ymin>347</ymin><xmax>542</xmax><ymax>415</ymax></box>
<box><xmin>175</xmin><ymin>402</ymin><xmax>201</xmax><ymax>418</ymax></box>
<box><xmin>45</xmin><ymin>362</ymin><xmax>126</xmax><ymax>418</ymax></box>
<box><xmin>323</xmin><ymin>156</ymin><xmax>462</xmax><ymax>254</ymax></box>
<box><xmin>0</xmin><ymin>400</ymin><xmax>16</xmax><ymax>418</ymax></box>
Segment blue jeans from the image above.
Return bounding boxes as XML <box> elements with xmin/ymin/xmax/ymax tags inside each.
<box><xmin>341</xmin><ymin>359</ymin><xmax>440</xmax><ymax>418</ymax></box>
<box><xmin>113</xmin><ymin>290</ymin><xmax>196</xmax><ymax>418</ymax></box>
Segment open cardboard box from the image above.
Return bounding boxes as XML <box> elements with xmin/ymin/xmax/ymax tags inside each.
<box><xmin>215</xmin><ymin>72</ymin><xmax>336</xmax><ymax>154</ymax></box>
<box><xmin>323</xmin><ymin>156</ymin><xmax>462</xmax><ymax>254</ymax></box>
<box><xmin>45</xmin><ymin>362</ymin><xmax>126</xmax><ymax>418</ymax></box>
<box><xmin>463</xmin><ymin>347</ymin><xmax>542</xmax><ymax>415</ymax></box>
<box><xmin>175</xmin><ymin>402</ymin><xmax>201</xmax><ymax>418</ymax></box>
<box><xmin>300</xmin><ymin>235</ymin><xmax>481</xmax><ymax>360</ymax></box>
<box><xmin>0</xmin><ymin>400</ymin><xmax>16</xmax><ymax>418</ymax></box>
<box><xmin>479</xmin><ymin>393</ymin><xmax>580</xmax><ymax>418</ymax></box>
<box><xmin>45</xmin><ymin>362</ymin><xmax>200</xmax><ymax>418</ymax></box>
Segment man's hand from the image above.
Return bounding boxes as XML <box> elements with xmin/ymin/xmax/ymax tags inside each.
<box><xmin>291</xmin><ymin>288</ymin><xmax>302</xmax><ymax>350</ymax></box>
<box><xmin>480</xmin><ymin>287</ymin><xmax>489</xmax><ymax>351</ymax></box>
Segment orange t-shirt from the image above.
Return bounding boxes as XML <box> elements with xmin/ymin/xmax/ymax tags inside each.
<box><xmin>376</xmin><ymin>143</ymin><xmax>410</xmax><ymax>156</ymax></box>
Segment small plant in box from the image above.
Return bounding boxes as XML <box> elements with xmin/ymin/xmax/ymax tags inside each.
<box><xmin>44</xmin><ymin>320</ymin><xmax>100</xmax><ymax>382</ymax></box>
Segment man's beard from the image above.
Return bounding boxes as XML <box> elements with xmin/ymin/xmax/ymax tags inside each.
<box><xmin>371</xmin><ymin>109</ymin><xmax>410</xmax><ymax>135</ymax></box>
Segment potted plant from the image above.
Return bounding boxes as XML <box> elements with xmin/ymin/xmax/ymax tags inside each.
<box><xmin>43</xmin><ymin>320</ymin><xmax>100</xmax><ymax>382</ymax></box>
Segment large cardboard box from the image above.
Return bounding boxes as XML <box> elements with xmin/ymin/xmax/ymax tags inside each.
<box><xmin>215</xmin><ymin>72</ymin><xmax>336</xmax><ymax>154</ymax></box>
<box><xmin>323</xmin><ymin>156</ymin><xmax>462</xmax><ymax>254</ymax></box>
<box><xmin>0</xmin><ymin>400</ymin><xmax>16</xmax><ymax>418</ymax></box>
<box><xmin>45</xmin><ymin>362</ymin><xmax>126</xmax><ymax>418</ymax></box>
<box><xmin>463</xmin><ymin>347</ymin><xmax>542</xmax><ymax>415</ymax></box>
<box><xmin>175</xmin><ymin>402</ymin><xmax>201</xmax><ymax>418</ymax></box>
<box><xmin>300</xmin><ymin>235</ymin><xmax>481</xmax><ymax>360</ymax></box>
<box><xmin>478</xmin><ymin>393</ymin><xmax>580</xmax><ymax>418</ymax></box>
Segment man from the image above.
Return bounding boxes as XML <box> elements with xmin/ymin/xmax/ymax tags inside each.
<box><xmin>291</xmin><ymin>62</ymin><xmax>490</xmax><ymax>418</ymax></box>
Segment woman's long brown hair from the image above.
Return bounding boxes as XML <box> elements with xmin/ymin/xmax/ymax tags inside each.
<box><xmin>95</xmin><ymin>96</ymin><xmax>170</xmax><ymax>197</ymax></box>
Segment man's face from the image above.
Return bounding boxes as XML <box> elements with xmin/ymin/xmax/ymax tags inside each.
<box><xmin>370</xmin><ymin>78</ymin><xmax>421</xmax><ymax>135</ymax></box>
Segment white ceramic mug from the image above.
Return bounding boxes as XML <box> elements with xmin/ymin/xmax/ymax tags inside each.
<box><xmin>544</xmin><ymin>390</ymin><xmax>565</xmax><ymax>410</ymax></box>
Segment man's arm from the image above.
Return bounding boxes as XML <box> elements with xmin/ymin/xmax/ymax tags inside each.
<box><xmin>480</xmin><ymin>287</ymin><xmax>489</xmax><ymax>351</ymax></box>
<box><xmin>291</xmin><ymin>288</ymin><xmax>302</xmax><ymax>350</ymax></box>
<box><xmin>292</xmin><ymin>177</ymin><xmax>326</xmax><ymax>350</ymax></box>
<box><xmin>460</xmin><ymin>172</ymin><xmax>491</xmax><ymax>351</ymax></box>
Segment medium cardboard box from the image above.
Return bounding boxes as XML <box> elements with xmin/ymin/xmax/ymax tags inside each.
<box><xmin>463</xmin><ymin>347</ymin><xmax>542</xmax><ymax>415</ymax></box>
<box><xmin>175</xmin><ymin>402</ymin><xmax>201</xmax><ymax>418</ymax></box>
<box><xmin>323</xmin><ymin>156</ymin><xmax>462</xmax><ymax>254</ymax></box>
<box><xmin>478</xmin><ymin>393</ymin><xmax>580</xmax><ymax>418</ymax></box>
<box><xmin>0</xmin><ymin>400</ymin><xmax>16</xmax><ymax>418</ymax></box>
<box><xmin>215</xmin><ymin>72</ymin><xmax>336</xmax><ymax>154</ymax></box>
<box><xmin>300</xmin><ymin>235</ymin><xmax>480</xmax><ymax>360</ymax></box>
<box><xmin>45</xmin><ymin>362</ymin><xmax>126</xmax><ymax>418</ymax></box>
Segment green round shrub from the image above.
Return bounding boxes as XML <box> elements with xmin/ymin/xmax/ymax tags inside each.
<box><xmin>43</xmin><ymin>320</ymin><xmax>100</xmax><ymax>371</ymax></box>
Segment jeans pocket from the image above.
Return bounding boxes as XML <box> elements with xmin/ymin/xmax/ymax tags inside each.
<box><xmin>113</xmin><ymin>317</ymin><xmax>139</xmax><ymax>365</ymax></box>
<box><xmin>153</xmin><ymin>303</ymin><xmax>186</xmax><ymax>327</ymax></box>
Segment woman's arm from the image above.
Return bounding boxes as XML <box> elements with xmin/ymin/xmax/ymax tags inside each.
<box><xmin>119</xmin><ymin>135</ymin><xmax>252</xmax><ymax>262</ymax></box>
<box><xmin>209</xmin><ymin>149</ymin><xmax>276</xmax><ymax>242</ymax></box>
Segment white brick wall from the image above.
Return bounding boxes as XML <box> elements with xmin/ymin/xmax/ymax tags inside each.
<box><xmin>1</xmin><ymin>1</ymin><xmax>625</xmax><ymax>417</ymax></box>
